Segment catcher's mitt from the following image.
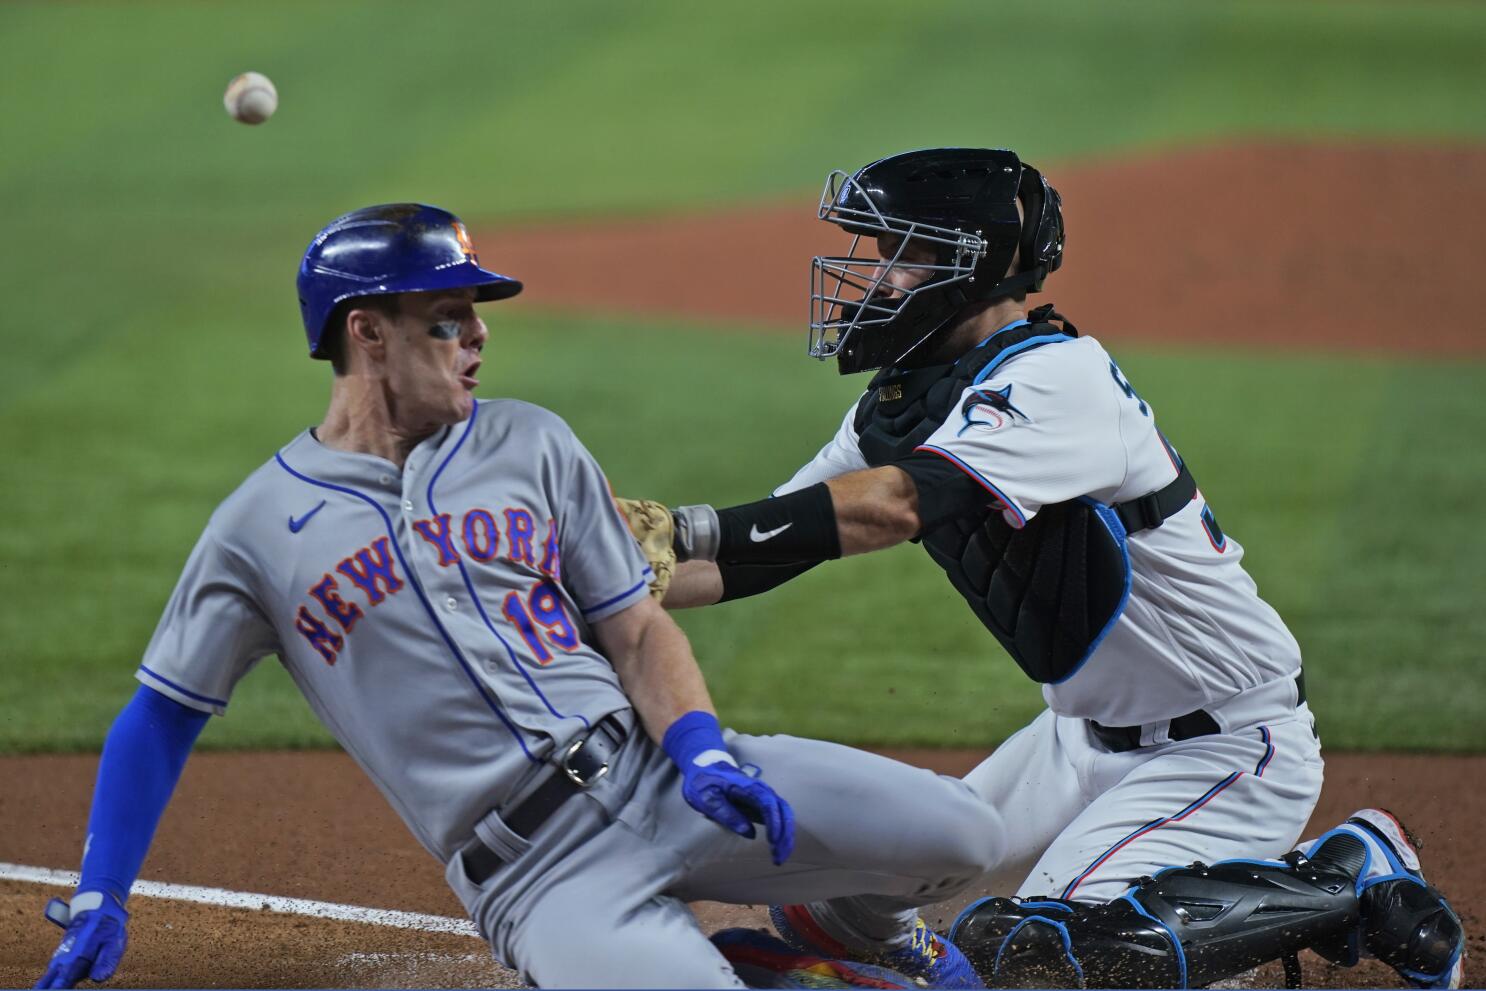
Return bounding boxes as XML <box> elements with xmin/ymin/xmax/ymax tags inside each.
<box><xmin>615</xmin><ymin>497</ymin><xmax>676</xmax><ymax>601</ymax></box>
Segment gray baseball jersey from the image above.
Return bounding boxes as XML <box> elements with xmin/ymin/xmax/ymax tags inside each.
<box><xmin>138</xmin><ymin>398</ymin><xmax>654</xmax><ymax>860</ymax></box>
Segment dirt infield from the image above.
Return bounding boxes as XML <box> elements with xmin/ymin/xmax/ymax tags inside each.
<box><xmin>479</xmin><ymin>141</ymin><xmax>1486</xmax><ymax>355</ymax></box>
<box><xmin>3</xmin><ymin>141</ymin><xmax>1483</xmax><ymax>989</ymax></box>
<box><xmin>1</xmin><ymin>750</ymin><xmax>1481</xmax><ymax>988</ymax></box>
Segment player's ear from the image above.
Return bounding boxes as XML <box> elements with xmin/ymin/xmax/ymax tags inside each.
<box><xmin>344</xmin><ymin>307</ymin><xmax>389</xmax><ymax>365</ymax></box>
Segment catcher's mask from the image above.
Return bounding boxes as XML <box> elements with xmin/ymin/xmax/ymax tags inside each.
<box><xmin>809</xmin><ymin>147</ymin><xmax>1064</xmax><ymax>375</ymax></box>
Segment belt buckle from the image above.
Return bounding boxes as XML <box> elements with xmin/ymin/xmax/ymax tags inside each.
<box><xmin>560</xmin><ymin>735</ymin><xmax>609</xmax><ymax>788</ymax></box>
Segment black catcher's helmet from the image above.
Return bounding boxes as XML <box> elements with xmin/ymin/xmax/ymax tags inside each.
<box><xmin>809</xmin><ymin>148</ymin><xmax>1064</xmax><ymax>374</ymax></box>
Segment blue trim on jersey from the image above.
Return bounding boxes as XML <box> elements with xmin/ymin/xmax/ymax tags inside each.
<box><xmin>581</xmin><ymin>578</ymin><xmax>649</xmax><ymax>617</ymax></box>
<box><xmin>912</xmin><ymin>445</ymin><xmax>1028</xmax><ymax>528</ymax></box>
<box><xmin>424</xmin><ymin>401</ymin><xmax>588</xmax><ymax>731</ymax></box>
<box><xmin>137</xmin><ymin>664</ymin><xmax>228</xmax><ymax>708</ymax></box>
<box><xmin>971</xmin><ymin>332</ymin><xmax>1075</xmax><ymax>385</ymax></box>
<box><xmin>1119</xmin><ymin>892</ymin><xmax>1187</xmax><ymax>988</ymax></box>
<box><xmin>275</xmin><ymin>451</ymin><xmax>538</xmax><ymax>762</ymax></box>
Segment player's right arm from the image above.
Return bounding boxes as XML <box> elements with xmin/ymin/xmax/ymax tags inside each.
<box><xmin>38</xmin><ymin>514</ymin><xmax>277</xmax><ymax>988</ymax></box>
<box><xmin>36</xmin><ymin>685</ymin><xmax>209</xmax><ymax>989</ymax></box>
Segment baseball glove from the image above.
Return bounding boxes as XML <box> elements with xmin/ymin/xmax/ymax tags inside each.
<box><xmin>615</xmin><ymin>497</ymin><xmax>676</xmax><ymax>601</ymax></box>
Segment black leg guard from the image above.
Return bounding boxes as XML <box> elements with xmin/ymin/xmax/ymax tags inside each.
<box><xmin>950</xmin><ymin>846</ymin><xmax>1365</xmax><ymax>988</ymax></box>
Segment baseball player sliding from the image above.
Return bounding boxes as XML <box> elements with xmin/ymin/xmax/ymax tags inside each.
<box><xmin>34</xmin><ymin>204</ymin><xmax>1015</xmax><ymax>990</ymax></box>
<box><xmin>634</xmin><ymin>148</ymin><xmax>1466</xmax><ymax>988</ymax></box>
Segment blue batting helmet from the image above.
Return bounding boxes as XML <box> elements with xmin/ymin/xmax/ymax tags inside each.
<box><xmin>297</xmin><ymin>203</ymin><xmax>523</xmax><ymax>359</ymax></box>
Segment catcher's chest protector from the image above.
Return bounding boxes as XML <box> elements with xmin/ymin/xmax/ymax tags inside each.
<box><xmin>852</xmin><ymin>311</ymin><xmax>1136</xmax><ymax>684</ymax></box>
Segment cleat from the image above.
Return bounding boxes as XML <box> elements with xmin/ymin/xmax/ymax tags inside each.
<box><xmin>712</xmin><ymin>927</ymin><xmax>916</xmax><ymax>989</ymax></box>
<box><xmin>1309</xmin><ymin>809</ymin><xmax>1466</xmax><ymax>989</ymax></box>
<box><xmin>771</xmin><ymin>905</ymin><xmax>985</xmax><ymax>989</ymax></box>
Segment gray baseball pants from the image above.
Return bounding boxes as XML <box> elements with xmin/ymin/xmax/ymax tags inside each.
<box><xmin>445</xmin><ymin>732</ymin><xmax>1005</xmax><ymax>988</ymax></box>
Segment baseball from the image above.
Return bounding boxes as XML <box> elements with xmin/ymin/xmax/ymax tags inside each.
<box><xmin>224</xmin><ymin>71</ymin><xmax>277</xmax><ymax>125</ymax></box>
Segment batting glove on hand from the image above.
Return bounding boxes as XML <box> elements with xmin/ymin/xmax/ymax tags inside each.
<box><xmin>35</xmin><ymin>891</ymin><xmax>128</xmax><ymax>989</ymax></box>
<box><xmin>663</xmin><ymin>710</ymin><xmax>795</xmax><ymax>865</ymax></box>
<box><xmin>682</xmin><ymin>759</ymin><xmax>796</xmax><ymax>866</ymax></box>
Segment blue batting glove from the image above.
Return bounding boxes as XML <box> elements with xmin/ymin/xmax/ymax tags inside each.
<box><xmin>35</xmin><ymin>891</ymin><xmax>128</xmax><ymax>989</ymax></box>
<box><xmin>662</xmin><ymin>711</ymin><xmax>795</xmax><ymax>865</ymax></box>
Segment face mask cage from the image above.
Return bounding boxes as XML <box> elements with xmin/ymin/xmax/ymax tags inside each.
<box><xmin>809</xmin><ymin>169</ymin><xmax>987</xmax><ymax>362</ymax></box>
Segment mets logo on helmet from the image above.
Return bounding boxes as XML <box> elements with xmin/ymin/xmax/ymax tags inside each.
<box><xmin>452</xmin><ymin>221</ymin><xmax>479</xmax><ymax>262</ymax></box>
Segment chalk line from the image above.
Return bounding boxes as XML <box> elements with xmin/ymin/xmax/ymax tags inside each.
<box><xmin>0</xmin><ymin>862</ymin><xmax>479</xmax><ymax>938</ymax></box>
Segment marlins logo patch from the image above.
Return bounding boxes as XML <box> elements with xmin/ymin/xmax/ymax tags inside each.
<box><xmin>958</xmin><ymin>384</ymin><xmax>1029</xmax><ymax>435</ymax></box>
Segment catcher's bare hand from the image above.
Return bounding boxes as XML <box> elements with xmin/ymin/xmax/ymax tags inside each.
<box><xmin>615</xmin><ymin>497</ymin><xmax>676</xmax><ymax>601</ymax></box>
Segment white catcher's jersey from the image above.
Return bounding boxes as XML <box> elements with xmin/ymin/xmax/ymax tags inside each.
<box><xmin>778</xmin><ymin>332</ymin><xmax>1301</xmax><ymax>727</ymax></box>
<box><xmin>137</xmin><ymin>399</ymin><xmax>653</xmax><ymax>860</ymax></box>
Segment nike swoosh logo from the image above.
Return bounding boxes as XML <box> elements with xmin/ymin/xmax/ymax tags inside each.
<box><xmin>749</xmin><ymin>522</ymin><xmax>792</xmax><ymax>543</ymax></box>
<box><xmin>288</xmin><ymin>500</ymin><xmax>327</xmax><ymax>534</ymax></box>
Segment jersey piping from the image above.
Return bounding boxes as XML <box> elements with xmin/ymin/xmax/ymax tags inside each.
<box><xmin>971</xmin><ymin>332</ymin><xmax>1076</xmax><ymax>385</ymax></box>
<box><xmin>581</xmin><ymin>578</ymin><xmax>652</xmax><ymax>616</ymax></box>
<box><xmin>911</xmin><ymin>444</ymin><xmax>1029</xmax><ymax>527</ymax></box>
<box><xmin>425</xmin><ymin>400</ymin><xmax>589</xmax><ymax>732</ymax></box>
<box><xmin>274</xmin><ymin>451</ymin><xmax>539</xmax><ymax>762</ymax></box>
<box><xmin>137</xmin><ymin>663</ymin><xmax>229</xmax><ymax>709</ymax></box>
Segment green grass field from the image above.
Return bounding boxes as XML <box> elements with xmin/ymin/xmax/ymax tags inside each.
<box><xmin>2</xmin><ymin>1</ymin><xmax>1484</xmax><ymax>753</ymax></box>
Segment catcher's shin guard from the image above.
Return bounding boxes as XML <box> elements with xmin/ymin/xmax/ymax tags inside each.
<box><xmin>1306</xmin><ymin>809</ymin><xmax>1466</xmax><ymax>989</ymax></box>
<box><xmin>950</xmin><ymin>853</ymin><xmax>1363</xmax><ymax>988</ymax></box>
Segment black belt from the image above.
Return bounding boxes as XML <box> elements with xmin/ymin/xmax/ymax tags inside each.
<box><xmin>1089</xmin><ymin>671</ymin><xmax>1306</xmax><ymax>753</ymax></box>
<box><xmin>460</xmin><ymin>716</ymin><xmax>628</xmax><ymax>885</ymax></box>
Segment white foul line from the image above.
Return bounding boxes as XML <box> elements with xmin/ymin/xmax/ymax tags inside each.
<box><xmin>0</xmin><ymin>862</ymin><xmax>480</xmax><ymax>938</ymax></box>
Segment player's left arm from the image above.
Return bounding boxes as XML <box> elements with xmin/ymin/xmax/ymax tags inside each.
<box><xmin>593</xmin><ymin>596</ymin><xmax>794</xmax><ymax>864</ymax></box>
<box><xmin>593</xmin><ymin>594</ymin><xmax>716</xmax><ymax>742</ymax></box>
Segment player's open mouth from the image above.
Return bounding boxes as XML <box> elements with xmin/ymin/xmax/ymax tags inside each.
<box><xmin>459</xmin><ymin>360</ymin><xmax>481</xmax><ymax>389</ymax></box>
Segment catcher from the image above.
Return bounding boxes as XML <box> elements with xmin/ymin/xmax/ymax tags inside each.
<box><xmin>619</xmin><ymin>147</ymin><xmax>1465</xmax><ymax>989</ymax></box>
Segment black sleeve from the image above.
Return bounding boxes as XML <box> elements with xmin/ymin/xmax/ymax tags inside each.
<box><xmin>717</xmin><ymin>560</ymin><xmax>823</xmax><ymax>602</ymax></box>
<box><xmin>715</xmin><ymin>483</ymin><xmax>842</xmax><ymax>564</ymax></box>
<box><xmin>895</xmin><ymin>450</ymin><xmax>991</xmax><ymax>532</ymax></box>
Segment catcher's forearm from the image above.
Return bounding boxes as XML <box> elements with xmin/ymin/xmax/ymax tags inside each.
<box><xmin>674</xmin><ymin>467</ymin><xmax>919</xmax><ymax>565</ymax></box>
<box><xmin>663</xmin><ymin>560</ymin><xmax>724</xmax><ymax>609</ymax></box>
